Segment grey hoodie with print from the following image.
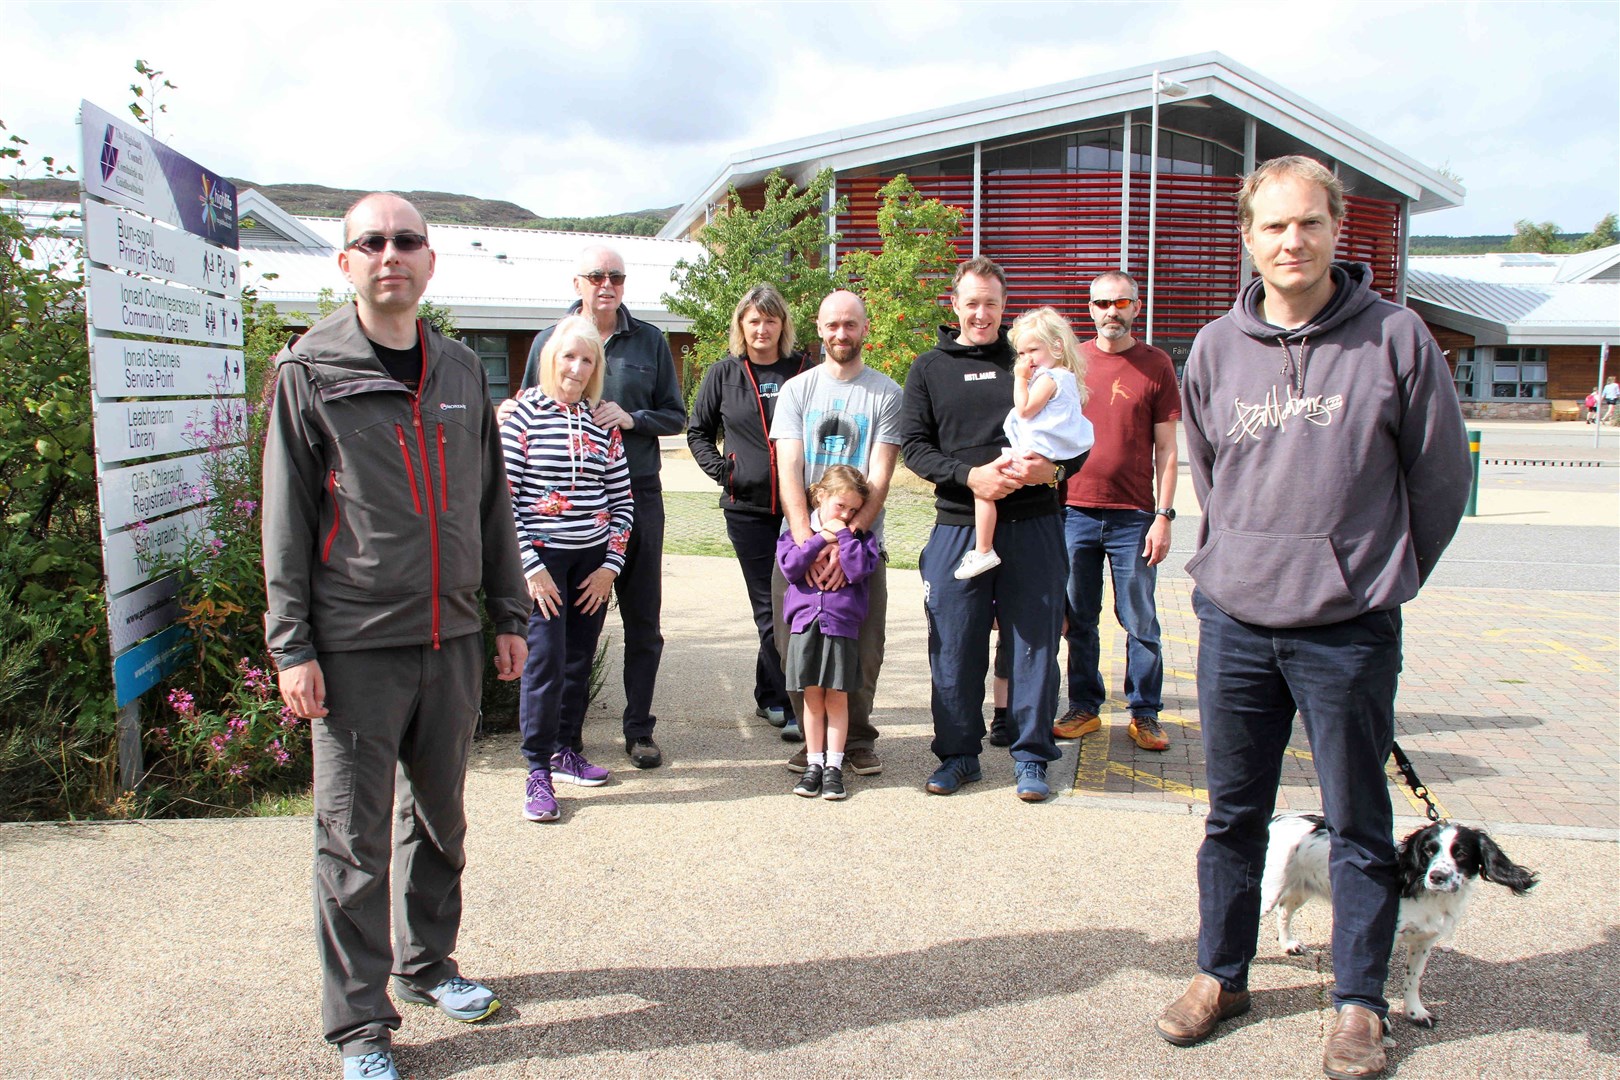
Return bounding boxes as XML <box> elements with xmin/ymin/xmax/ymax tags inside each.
<box><xmin>1181</xmin><ymin>262</ymin><xmax>1470</xmax><ymax>629</ymax></box>
<box><xmin>262</xmin><ymin>304</ymin><xmax>530</xmax><ymax>670</ymax></box>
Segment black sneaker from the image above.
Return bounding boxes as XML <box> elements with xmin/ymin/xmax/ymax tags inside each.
<box><xmin>794</xmin><ymin>764</ymin><xmax>823</xmax><ymax>797</ymax></box>
<box><xmin>625</xmin><ymin>736</ymin><xmax>662</xmax><ymax>769</ymax></box>
<box><xmin>987</xmin><ymin>708</ymin><xmax>1011</xmax><ymax>747</ymax></box>
<box><xmin>821</xmin><ymin>766</ymin><xmax>847</xmax><ymax>801</ymax></box>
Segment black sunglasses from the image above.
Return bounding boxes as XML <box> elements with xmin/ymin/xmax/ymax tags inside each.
<box><xmin>346</xmin><ymin>232</ymin><xmax>429</xmax><ymax>255</ymax></box>
<box><xmin>579</xmin><ymin>270</ymin><xmax>627</xmax><ymax>286</ymax></box>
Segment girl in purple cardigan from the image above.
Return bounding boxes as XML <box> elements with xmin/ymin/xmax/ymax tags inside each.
<box><xmin>776</xmin><ymin>465</ymin><xmax>881</xmax><ymax>801</ymax></box>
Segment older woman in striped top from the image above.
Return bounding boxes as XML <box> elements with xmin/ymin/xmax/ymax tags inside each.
<box><xmin>501</xmin><ymin>315</ymin><xmax>634</xmax><ymax>823</ymax></box>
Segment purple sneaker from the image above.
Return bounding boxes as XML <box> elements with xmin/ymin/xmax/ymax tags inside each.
<box><xmin>550</xmin><ymin>746</ymin><xmax>610</xmax><ymax>787</ymax></box>
<box><xmin>523</xmin><ymin>769</ymin><xmax>558</xmax><ymax>822</ymax></box>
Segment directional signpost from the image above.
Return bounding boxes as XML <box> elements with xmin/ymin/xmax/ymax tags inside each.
<box><xmin>80</xmin><ymin>99</ymin><xmax>243</xmax><ymax>788</ymax></box>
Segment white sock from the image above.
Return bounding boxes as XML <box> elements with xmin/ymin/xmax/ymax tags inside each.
<box><xmin>827</xmin><ymin>751</ymin><xmax>845</xmax><ymax>770</ymax></box>
<box><xmin>808</xmin><ymin>752</ymin><xmax>826</xmax><ymax>766</ymax></box>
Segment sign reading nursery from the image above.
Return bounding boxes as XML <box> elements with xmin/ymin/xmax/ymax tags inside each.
<box><xmin>80</xmin><ymin>98</ymin><xmax>243</xmax><ymax>709</ymax></box>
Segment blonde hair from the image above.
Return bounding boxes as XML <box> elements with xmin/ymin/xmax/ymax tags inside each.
<box><xmin>539</xmin><ymin>316</ymin><xmax>606</xmax><ymax>404</ymax></box>
<box><xmin>728</xmin><ymin>284</ymin><xmax>796</xmax><ymax>359</ymax></box>
<box><xmin>808</xmin><ymin>464</ymin><xmax>870</xmax><ymax>513</ymax></box>
<box><xmin>1237</xmin><ymin>155</ymin><xmax>1345</xmax><ymax>231</ymax></box>
<box><xmin>1009</xmin><ymin>307</ymin><xmax>1089</xmax><ymax>404</ymax></box>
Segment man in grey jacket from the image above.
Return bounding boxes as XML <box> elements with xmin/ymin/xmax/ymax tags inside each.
<box><xmin>514</xmin><ymin>245</ymin><xmax>686</xmax><ymax>769</ymax></box>
<box><xmin>1156</xmin><ymin>158</ymin><xmax>1469</xmax><ymax>1080</ymax></box>
<box><xmin>263</xmin><ymin>193</ymin><xmax>530</xmax><ymax>1080</ymax></box>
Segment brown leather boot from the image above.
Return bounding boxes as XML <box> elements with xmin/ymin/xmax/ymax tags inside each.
<box><xmin>1155</xmin><ymin>974</ymin><xmax>1251</xmax><ymax>1046</ymax></box>
<box><xmin>1322</xmin><ymin>1004</ymin><xmax>1388</xmax><ymax>1079</ymax></box>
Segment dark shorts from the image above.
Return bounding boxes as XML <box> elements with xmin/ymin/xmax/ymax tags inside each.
<box><xmin>784</xmin><ymin>622</ymin><xmax>861</xmax><ymax>693</ymax></box>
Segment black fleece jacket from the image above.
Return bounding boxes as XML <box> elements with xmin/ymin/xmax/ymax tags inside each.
<box><xmin>686</xmin><ymin>352</ymin><xmax>810</xmax><ymax>516</ymax></box>
<box><xmin>901</xmin><ymin>326</ymin><xmax>1090</xmax><ymax>526</ymax></box>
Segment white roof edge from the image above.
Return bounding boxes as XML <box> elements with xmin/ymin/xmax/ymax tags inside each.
<box><xmin>1406</xmin><ymin>297</ymin><xmax>1618</xmax><ymax>347</ymax></box>
<box><xmin>658</xmin><ymin>51</ymin><xmax>1463</xmax><ymax>239</ymax></box>
<box><xmin>238</xmin><ymin>189</ymin><xmax>335</xmax><ymax>251</ymax></box>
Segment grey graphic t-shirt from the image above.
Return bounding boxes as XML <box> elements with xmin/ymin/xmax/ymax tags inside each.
<box><xmin>771</xmin><ymin>364</ymin><xmax>903</xmax><ymax>541</ymax></box>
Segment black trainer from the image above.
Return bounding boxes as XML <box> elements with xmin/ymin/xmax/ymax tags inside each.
<box><xmin>794</xmin><ymin>764</ymin><xmax>823</xmax><ymax>797</ymax></box>
<box><xmin>987</xmin><ymin>708</ymin><xmax>1011</xmax><ymax>747</ymax></box>
<box><xmin>821</xmin><ymin>766</ymin><xmax>847</xmax><ymax>801</ymax></box>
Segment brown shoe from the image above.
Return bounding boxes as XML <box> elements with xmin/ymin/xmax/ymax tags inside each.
<box><xmin>1322</xmin><ymin>1005</ymin><xmax>1387</xmax><ymax>1079</ymax></box>
<box><xmin>1128</xmin><ymin>716</ymin><xmax>1170</xmax><ymax>751</ymax></box>
<box><xmin>846</xmin><ymin>747</ymin><xmax>883</xmax><ymax>776</ymax></box>
<box><xmin>784</xmin><ymin>747</ymin><xmax>808</xmax><ymax>773</ymax></box>
<box><xmin>1155</xmin><ymin>974</ymin><xmax>1251</xmax><ymax>1047</ymax></box>
<box><xmin>1052</xmin><ymin>707</ymin><xmax>1101</xmax><ymax>739</ymax></box>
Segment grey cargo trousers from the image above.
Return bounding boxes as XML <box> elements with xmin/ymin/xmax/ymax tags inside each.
<box><xmin>311</xmin><ymin>633</ymin><xmax>483</xmax><ymax>1055</ymax></box>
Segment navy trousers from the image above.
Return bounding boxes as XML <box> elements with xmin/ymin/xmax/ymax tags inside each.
<box><xmin>919</xmin><ymin>517</ymin><xmax>1063</xmax><ymax>764</ymax></box>
<box><xmin>1193</xmin><ymin>589</ymin><xmax>1403</xmax><ymax>1015</ymax></box>
<box><xmin>723</xmin><ymin>508</ymin><xmax>791</xmax><ymax>714</ymax></box>
<box><xmin>519</xmin><ymin>544</ymin><xmax>610</xmax><ymax>770</ymax></box>
<box><xmin>615</xmin><ymin>484</ymin><xmax>665</xmax><ymax>740</ymax></box>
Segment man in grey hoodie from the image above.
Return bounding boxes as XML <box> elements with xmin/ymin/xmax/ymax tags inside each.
<box><xmin>1155</xmin><ymin>158</ymin><xmax>1469</xmax><ymax>1080</ymax></box>
<box><xmin>263</xmin><ymin>193</ymin><xmax>530</xmax><ymax>1080</ymax></box>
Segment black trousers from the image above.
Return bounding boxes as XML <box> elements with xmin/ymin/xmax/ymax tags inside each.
<box><xmin>724</xmin><ymin>508</ymin><xmax>791</xmax><ymax>713</ymax></box>
<box><xmin>614</xmin><ymin>483</ymin><xmax>665</xmax><ymax>739</ymax></box>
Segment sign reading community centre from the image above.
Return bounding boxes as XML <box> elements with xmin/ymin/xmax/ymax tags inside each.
<box><xmin>80</xmin><ymin>98</ymin><xmax>242</xmax><ymax>708</ymax></box>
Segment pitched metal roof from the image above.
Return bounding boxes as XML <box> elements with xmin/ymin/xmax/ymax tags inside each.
<box><xmin>1406</xmin><ymin>247</ymin><xmax>1620</xmax><ymax>345</ymax></box>
<box><xmin>660</xmin><ymin>51</ymin><xmax>1464</xmax><ymax>238</ymax></box>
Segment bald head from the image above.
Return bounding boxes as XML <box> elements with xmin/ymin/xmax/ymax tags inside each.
<box><xmin>343</xmin><ymin>192</ymin><xmax>427</xmax><ymax>246</ymax></box>
<box><xmin>818</xmin><ymin>289</ymin><xmax>867</xmax><ymax>323</ymax></box>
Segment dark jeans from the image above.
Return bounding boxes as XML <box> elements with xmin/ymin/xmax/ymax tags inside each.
<box><xmin>723</xmin><ymin>508</ymin><xmax>790</xmax><ymax>714</ymax></box>
<box><xmin>1193</xmin><ymin>589</ymin><xmax>1402</xmax><ymax>1016</ymax></box>
<box><xmin>615</xmin><ymin>484</ymin><xmax>665</xmax><ymax>740</ymax></box>
<box><xmin>1064</xmin><ymin>507</ymin><xmax>1165</xmax><ymax>719</ymax></box>
<box><xmin>919</xmin><ymin>517</ymin><xmax>1063</xmax><ymax>764</ymax></box>
<box><xmin>518</xmin><ymin>544</ymin><xmax>609</xmax><ymax>771</ymax></box>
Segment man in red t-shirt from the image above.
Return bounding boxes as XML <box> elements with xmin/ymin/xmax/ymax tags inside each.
<box><xmin>1051</xmin><ymin>271</ymin><xmax>1181</xmax><ymax>751</ymax></box>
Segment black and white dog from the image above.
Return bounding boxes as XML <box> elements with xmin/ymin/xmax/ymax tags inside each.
<box><xmin>1261</xmin><ymin>814</ymin><xmax>1539</xmax><ymax>1026</ymax></box>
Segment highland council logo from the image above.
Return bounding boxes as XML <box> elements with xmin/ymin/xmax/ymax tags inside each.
<box><xmin>99</xmin><ymin>125</ymin><xmax>119</xmax><ymax>182</ymax></box>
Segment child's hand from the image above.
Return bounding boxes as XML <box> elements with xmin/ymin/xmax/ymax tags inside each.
<box><xmin>822</xmin><ymin>517</ymin><xmax>849</xmax><ymax>534</ymax></box>
<box><xmin>1014</xmin><ymin>356</ymin><xmax>1033</xmax><ymax>379</ymax></box>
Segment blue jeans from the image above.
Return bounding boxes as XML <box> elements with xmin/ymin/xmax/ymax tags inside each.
<box><xmin>1063</xmin><ymin>507</ymin><xmax>1164</xmax><ymax>719</ymax></box>
<box><xmin>1192</xmin><ymin>589</ymin><xmax>1402</xmax><ymax>1016</ymax></box>
<box><xmin>919</xmin><ymin>518</ymin><xmax>1063</xmax><ymax>764</ymax></box>
<box><xmin>519</xmin><ymin>544</ymin><xmax>610</xmax><ymax>771</ymax></box>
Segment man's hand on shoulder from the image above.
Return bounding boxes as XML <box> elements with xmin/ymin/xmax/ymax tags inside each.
<box><xmin>496</xmin><ymin>397</ymin><xmax>519</xmax><ymax>424</ymax></box>
<box><xmin>279</xmin><ymin>660</ymin><xmax>328</xmax><ymax>719</ymax></box>
<box><xmin>494</xmin><ymin>634</ymin><xmax>527</xmax><ymax>681</ymax></box>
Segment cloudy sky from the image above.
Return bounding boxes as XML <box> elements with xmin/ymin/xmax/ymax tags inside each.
<box><xmin>5</xmin><ymin>0</ymin><xmax>1616</xmax><ymax>236</ymax></box>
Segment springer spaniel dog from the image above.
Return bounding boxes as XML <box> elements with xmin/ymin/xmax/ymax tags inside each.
<box><xmin>1261</xmin><ymin>813</ymin><xmax>1539</xmax><ymax>1026</ymax></box>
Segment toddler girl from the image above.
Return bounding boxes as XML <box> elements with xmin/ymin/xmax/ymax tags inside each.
<box><xmin>956</xmin><ymin>306</ymin><xmax>1094</xmax><ymax>579</ymax></box>
<box><xmin>776</xmin><ymin>465</ymin><xmax>880</xmax><ymax>800</ymax></box>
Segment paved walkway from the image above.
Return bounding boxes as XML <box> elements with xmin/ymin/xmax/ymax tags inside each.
<box><xmin>3</xmin><ymin>433</ymin><xmax>1616</xmax><ymax>1079</ymax></box>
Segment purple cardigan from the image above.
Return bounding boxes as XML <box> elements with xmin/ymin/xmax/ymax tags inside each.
<box><xmin>776</xmin><ymin>528</ymin><xmax>881</xmax><ymax>639</ymax></box>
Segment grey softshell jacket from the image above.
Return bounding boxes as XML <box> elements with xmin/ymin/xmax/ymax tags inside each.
<box><xmin>1181</xmin><ymin>262</ymin><xmax>1471</xmax><ymax>629</ymax></box>
<box><xmin>262</xmin><ymin>304</ymin><xmax>530</xmax><ymax>669</ymax></box>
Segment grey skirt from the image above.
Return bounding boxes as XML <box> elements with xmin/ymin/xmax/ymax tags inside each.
<box><xmin>784</xmin><ymin>622</ymin><xmax>861</xmax><ymax>693</ymax></box>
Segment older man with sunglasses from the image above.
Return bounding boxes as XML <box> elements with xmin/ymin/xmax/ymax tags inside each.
<box><xmin>512</xmin><ymin>246</ymin><xmax>685</xmax><ymax>770</ymax></box>
<box><xmin>263</xmin><ymin>193</ymin><xmax>530</xmax><ymax>1080</ymax></box>
<box><xmin>1049</xmin><ymin>271</ymin><xmax>1181</xmax><ymax>753</ymax></box>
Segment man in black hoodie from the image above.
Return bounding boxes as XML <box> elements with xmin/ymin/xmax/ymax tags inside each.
<box><xmin>1156</xmin><ymin>157</ymin><xmax>1469</xmax><ymax>1080</ymax></box>
<box><xmin>900</xmin><ymin>257</ymin><xmax>1090</xmax><ymax>802</ymax></box>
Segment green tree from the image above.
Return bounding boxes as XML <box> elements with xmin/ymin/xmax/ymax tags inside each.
<box><xmin>1508</xmin><ymin>219</ymin><xmax>1567</xmax><ymax>254</ymax></box>
<box><xmin>1575</xmin><ymin>213</ymin><xmax>1618</xmax><ymax>253</ymax></box>
<box><xmin>663</xmin><ymin>169</ymin><xmax>846</xmax><ymax>383</ymax></box>
<box><xmin>837</xmin><ymin>175</ymin><xmax>963</xmax><ymax>384</ymax></box>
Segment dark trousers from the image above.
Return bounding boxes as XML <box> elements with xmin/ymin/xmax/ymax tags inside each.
<box><xmin>724</xmin><ymin>508</ymin><xmax>790</xmax><ymax>713</ymax></box>
<box><xmin>310</xmin><ymin>634</ymin><xmax>483</xmax><ymax>1055</ymax></box>
<box><xmin>1193</xmin><ymin>590</ymin><xmax>1403</xmax><ymax>1015</ymax></box>
<box><xmin>518</xmin><ymin>544</ymin><xmax>609</xmax><ymax>771</ymax></box>
<box><xmin>1064</xmin><ymin>507</ymin><xmax>1165</xmax><ymax>719</ymax></box>
<box><xmin>772</xmin><ymin>557</ymin><xmax>886</xmax><ymax>750</ymax></box>
<box><xmin>919</xmin><ymin>517</ymin><xmax>1063</xmax><ymax>764</ymax></box>
<box><xmin>614</xmin><ymin>483</ymin><xmax>665</xmax><ymax>739</ymax></box>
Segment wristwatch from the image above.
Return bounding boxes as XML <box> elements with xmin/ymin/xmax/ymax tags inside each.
<box><xmin>1049</xmin><ymin>464</ymin><xmax>1066</xmax><ymax>489</ymax></box>
<box><xmin>1155</xmin><ymin>507</ymin><xmax>1176</xmax><ymax>520</ymax></box>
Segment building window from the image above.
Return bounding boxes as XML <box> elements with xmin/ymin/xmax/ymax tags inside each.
<box><xmin>1489</xmin><ymin>347</ymin><xmax>1548</xmax><ymax>399</ymax></box>
<box><xmin>1452</xmin><ymin>348</ymin><xmax>1477</xmax><ymax>400</ymax></box>
<box><xmin>463</xmin><ymin>333</ymin><xmax>510</xmax><ymax>398</ymax></box>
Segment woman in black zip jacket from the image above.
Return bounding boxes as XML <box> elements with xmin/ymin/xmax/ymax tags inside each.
<box><xmin>687</xmin><ymin>285</ymin><xmax>811</xmax><ymax>734</ymax></box>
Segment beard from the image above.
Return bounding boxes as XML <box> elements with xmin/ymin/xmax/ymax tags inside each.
<box><xmin>1098</xmin><ymin>320</ymin><xmax>1131</xmax><ymax>340</ymax></box>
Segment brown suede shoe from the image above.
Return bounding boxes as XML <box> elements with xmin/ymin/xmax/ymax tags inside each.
<box><xmin>1323</xmin><ymin>1005</ymin><xmax>1387</xmax><ymax>1079</ymax></box>
<box><xmin>1155</xmin><ymin>974</ymin><xmax>1251</xmax><ymax>1046</ymax></box>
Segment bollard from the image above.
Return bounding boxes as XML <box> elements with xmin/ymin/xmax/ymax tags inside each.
<box><xmin>1465</xmin><ymin>428</ymin><xmax>1481</xmax><ymax>517</ymax></box>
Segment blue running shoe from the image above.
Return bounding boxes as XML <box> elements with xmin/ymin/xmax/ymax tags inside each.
<box><xmin>1015</xmin><ymin>760</ymin><xmax>1050</xmax><ymax>802</ymax></box>
<box><xmin>925</xmin><ymin>754</ymin><xmax>982</xmax><ymax>795</ymax></box>
<box><xmin>343</xmin><ymin>1051</ymin><xmax>400</xmax><ymax>1080</ymax></box>
<box><xmin>394</xmin><ymin>974</ymin><xmax>501</xmax><ymax>1022</ymax></box>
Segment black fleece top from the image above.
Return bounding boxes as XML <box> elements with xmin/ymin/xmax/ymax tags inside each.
<box><xmin>900</xmin><ymin>325</ymin><xmax>1090</xmax><ymax>527</ymax></box>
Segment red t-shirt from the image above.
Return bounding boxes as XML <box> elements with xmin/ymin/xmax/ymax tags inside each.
<box><xmin>1063</xmin><ymin>340</ymin><xmax>1181</xmax><ymax>512</ymax></box>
